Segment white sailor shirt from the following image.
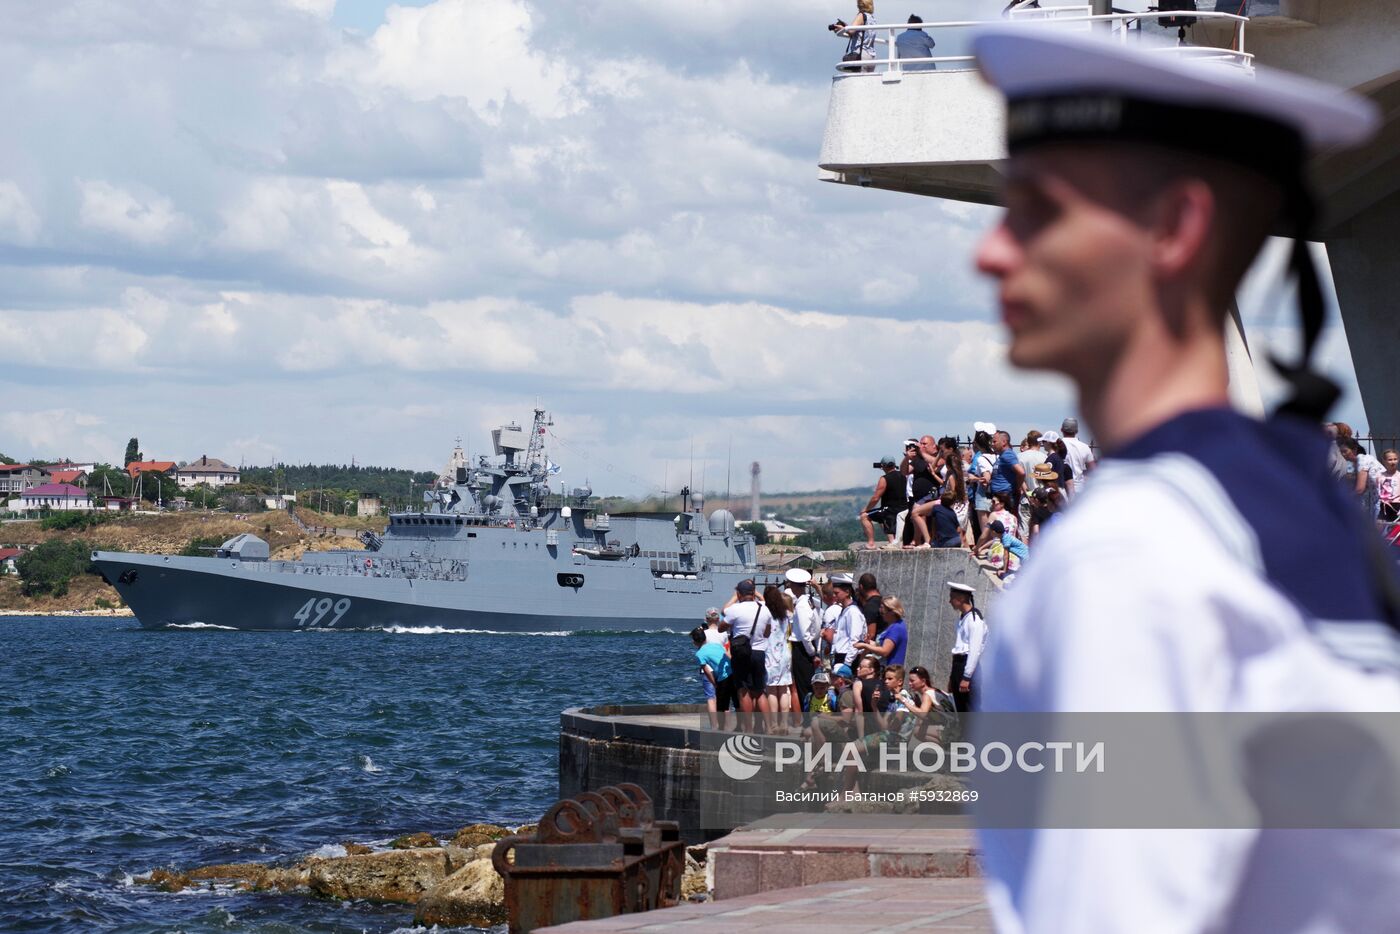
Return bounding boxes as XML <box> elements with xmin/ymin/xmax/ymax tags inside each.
<box><xmin>787</xmin><ymin>590</ymin><xmax>822</xmax><ymax>657</ymax></box>
<box><xmin>830</xmin><ymin>603</ymin><xmax>865</xmax><ymax>663</ymax></box>
<box><xmin>976</xmin><ymin>409</ymin><xmax>1400</xmax><ymax>934</ymax></box>
<box><xmin>952</xmin><ymin>609</ymin><xmax>988</xmax><ymax>678</ymax></box>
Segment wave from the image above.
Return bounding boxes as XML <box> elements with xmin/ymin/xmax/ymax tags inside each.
<box><xmin>164</xmin><ymin>622</ymin><xmax>239</xmax><ymax>631</ymax></box>
<box><xmin>380</xmin><ymin>625</ymin><xmax>574</xmax><ymax>637</ymax></box>
<box><xmin>357</xmin><ymin>755</ymin><xmax>383</xmax><ymax>774</ymax></box>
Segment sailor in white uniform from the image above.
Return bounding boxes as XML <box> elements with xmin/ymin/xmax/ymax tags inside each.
<box><xmin>968</xmin><ymin>26</ymin><xmax>1400</xmax><ymax>934</ymax></box>
<box><xmin>947</xmin><ymin>581</ymin><xmax>987</xmax><ymax>713</ymax></box>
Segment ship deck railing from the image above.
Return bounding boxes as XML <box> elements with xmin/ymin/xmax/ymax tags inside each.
<box><xmin>242</xmin><ymin>556</ymin><xmax>469</xmax><ymax>582</ymax></box>
<box><xmin>832</xmin><ymin>7</ymin><xmax>1251</xmax><ymax>78</ymax></box>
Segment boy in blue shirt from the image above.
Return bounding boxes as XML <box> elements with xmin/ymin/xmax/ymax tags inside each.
<box><xmin>988</xmin><ymin>520</ymin><xmax>1029</xmax><ymax>578</ymax></box>
<box><xmin>692</xmin><ymin>627</ymin><xmax>735</xmax><ymax>729</ymax></box>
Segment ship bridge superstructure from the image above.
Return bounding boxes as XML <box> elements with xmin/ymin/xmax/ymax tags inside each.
<box><xmin>819</xmin><ymin>0</ymin><xmax>1400</xmax><ymax>432</ymax></box>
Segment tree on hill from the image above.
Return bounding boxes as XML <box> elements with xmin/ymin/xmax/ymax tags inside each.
<box><xmin>89</xmin><ymin>464</ymin><xmax>131</xmax><ymax>498</ymax></box>
<box><xmin>740</xmin><ymin>521</ymin><xmax>770</xmax><ymax>544</ymax></box>
<box><xmin>0</xmin><ymin>453</ymin><xmax>16</xmax><ymax>465</ymax></box>
<box><xmin>16</xmin><ymin>539</ymin><xmax>96</xmax><ymax>597</ymax></box>
<box><xmin>240</xmin><ymin>464</ymin><xmax>437</xmax><ymax>510</ymax></box>
<box><xmin>124</xmin><ymin>438</ymin><xmax>142</xmax><ymax>467</ymax></box>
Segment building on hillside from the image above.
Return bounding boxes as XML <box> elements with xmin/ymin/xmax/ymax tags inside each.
<box><xmin>47</xmin><ymin>462</ymin><xmax>97</xmax><ymax>474</ymax></box>
<box><xmin>48</xmin><ymin>469</ymin><xmax>89</xmax><ymax>489</ymax></box>
<box><xmin>126</xmin><ymin>461</ymin><xmax>177</xmax><ymax>480</ymax></box>
<box><xmin>101</xmin><ymin>497</ymin><xmax>135</xmax><ymax>512</ymax></box>
<box><xmin>176</xmin><ymin>456</ymin><xmax>241</xmax><ymax>489</ymax></box>
<box><xmin>752</xmin><ymin>519</ymin><xmax>807</xmax><ymax>543</ymax></box>
<box><xmin>264</xmin><ymin>493</ymin><xmax>297</xmax><ymax>511</ymax></box>
<box><xmin>0</xmin><ymin>547</ymin><xmax>20</xmax><ymax>575</ymax></box>
<box><xmin>18</xmin><ymin>483</ymin><xmax>92</xmax><ymax>512</ymax></box>
<box><xmin>0</xmin><ymin>464</ymin><xmax>51</xmax><ymax>495</ymax></box>
<box><xmin>759</xmin><ymin>549</ymin><xmax>843</xmax><ymax>577</ymax></box>
<box><xmin>357</xmin><ymin>497</ymin><xmax>382</xmax><ymax>518</ymax></box>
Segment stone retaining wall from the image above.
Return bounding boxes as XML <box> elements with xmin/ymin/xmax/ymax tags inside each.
<box><xmin>854</xmin><ymin>548</ymin><xmax>1001</xmax><ymax>688</ymax></box>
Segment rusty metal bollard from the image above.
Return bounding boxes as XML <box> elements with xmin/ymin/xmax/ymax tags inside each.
<box><xmin>492</xmin><ymin>784</ymin><xmax>685</xmax><ymax>933</ymax></box>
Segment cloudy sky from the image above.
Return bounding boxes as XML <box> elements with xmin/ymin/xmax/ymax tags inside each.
<box><xmin>0</xmin><ymin>0</ymin><xmax>1368</xmax><ymax>496</ymax></box>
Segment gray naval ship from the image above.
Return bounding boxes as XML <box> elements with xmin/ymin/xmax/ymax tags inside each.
<box><xmin>93</xmin><ymin>410</ymin><xmax>764</xmax><ymax>632</ymax></box>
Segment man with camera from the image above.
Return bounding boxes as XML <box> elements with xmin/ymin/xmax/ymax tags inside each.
<box><xmin>860</xmin><ymin>455</ymin><xmax>907</xmax><ymax>549</ymax></box>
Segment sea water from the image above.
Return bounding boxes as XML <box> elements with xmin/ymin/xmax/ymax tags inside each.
<box><xmin>0</xmin><ymin>616</ymin><xmax>694</xmax><ymax>933</ymax></box>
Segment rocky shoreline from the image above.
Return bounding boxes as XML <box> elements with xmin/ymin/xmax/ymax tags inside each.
<box><xmin>0</xmin><ymin>608</ymin><xmax>134</xmax><ymax>618</ymax></box>
<box><xmin>136</xmin><ymin>822</ymin><xmax>711</xmax><ymax>929</ymax></box>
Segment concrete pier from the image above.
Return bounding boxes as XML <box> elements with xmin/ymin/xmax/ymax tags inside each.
<box><xmin>855</xmin><ymin>548</ymin><xmax>1002</xmax><ymax>688</ymax></box>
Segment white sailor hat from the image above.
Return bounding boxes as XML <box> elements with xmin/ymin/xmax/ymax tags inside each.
<box><xmin>947</xmin><ymin>581</ymin><xmax>976</xmax><ymax>595</ymax></box>
<box><xmin>830</xmin><ymin>573</ymin><xmax>855</xmax><ymax>588</ymax></box>
<box><xmin>973</xmin><ymin>422</ymin><xmax>997</xmax><ymax>435</ymax></box>
<box><xmin>971</xmin><ymin>26</ymin><xmax>1381</xmax><ymax>422</ymax></box>
<box><xmin>785</xmin><ymin>568</ymin><xmax>813</xmax><ymax>585</ymax></box>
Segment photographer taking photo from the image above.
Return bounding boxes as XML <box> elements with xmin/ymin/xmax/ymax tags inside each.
<box><xmin>831</xmin><ymin>0</ymin><xmax>876</xmax><ymax>72</ymax></box>
<box><xmin>860</xmin><ymin>455</ymin><xmax>907</xmax><ymax>549</ymax></box>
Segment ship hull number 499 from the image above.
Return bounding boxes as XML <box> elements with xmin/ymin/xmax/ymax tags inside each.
<box><xmin>293</xmin><ymin>597</ymin><xmax>353</xmax><ymax>628</ymax></box>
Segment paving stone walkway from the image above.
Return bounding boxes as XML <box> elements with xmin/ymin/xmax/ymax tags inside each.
<box><xmin>541</xmin><ymin>877</ymin><xmax>992</xmax><ymax>932</ymax></box>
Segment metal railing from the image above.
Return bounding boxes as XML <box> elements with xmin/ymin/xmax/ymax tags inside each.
<box><xmin>832</xmin><ymin>8</ymin><xmax>1251</xmax><ymax>78</ymax></box>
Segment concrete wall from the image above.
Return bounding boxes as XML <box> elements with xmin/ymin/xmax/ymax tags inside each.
<box><xmin>854</xmin><ymin>548</ymin><xmax>1001</xmax><ymax>690</ymax></box>
<box><xmin>560</xmin><ymin>705</ymin><xmax>715</xmax><ymax>842</ymax></box>
<box><xmin>819</xmin><ymin>70</ymin><xmax>1004</xmax><ymax>171</ymax></box>
<box><xmin>559</xmin><ymin>705</ymin><xmax>932</xmax><ymax>843</ymax></box>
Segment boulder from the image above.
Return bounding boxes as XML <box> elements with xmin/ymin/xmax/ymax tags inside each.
<box><xmin>307</xmin><ymin>848</ymin><xmax>471</xmax><ymax>904</ymax></box>
<box><xmin>413</xmin><ymin>859</ymin><xmax>506</xmax><ymax>929</ymax></box>
<box><xmin>342</xmin><ymin>842</ymin><xmax>374</xmax><ymax>856</ymax></box>
<box><xmin>390</xmin><ymin>832</ymin><xmax>439</xmax><ymax>850</ymax></box>
<box><xmin>141</xmin><ymin>869</ymin><xmax>190</xmax><ymax>893</ymax></box>
<box><xmin>450</xmin><ymin>823</ymin><xmax>511</xmax><ymax>849</ymax></box>
<box><xmin>140</xmin><ymin>863</ymin><xmax>309</xmax><ymax>895</ymax></box>
<box><xmin>186</xmin><ymin>863</ymin><xmax>272</xmax><ymax>891</ymax></box>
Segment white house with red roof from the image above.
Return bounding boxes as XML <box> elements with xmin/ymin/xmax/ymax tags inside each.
<box><xmin>18</xmin><ymin>483</ymin><xmax>93</xmax><ymax>512</ymax></box>
<box><xmin>0</xmin><ymin>547</ymin><xmax>21</xmax><ymax>575</ymax></box>
<box><xmin>48</xmin><ymin>469</ymin><xmax>89</xmax><ymax>489</ymax></box>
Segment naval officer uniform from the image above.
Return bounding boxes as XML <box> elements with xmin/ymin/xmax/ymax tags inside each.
<box><xmin>948</xmin><ymin>581</ymin><xmax>987</xmax><ymax>713</ymax></box>
<box><xmin>968</xmin><ymin>26</ymin><xmax>1400</xmax><ymax>934</ymax></box>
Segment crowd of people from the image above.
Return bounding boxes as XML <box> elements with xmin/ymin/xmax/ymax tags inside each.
<box><xmin>688</xmin><ymin>571</ymin><xmax>987</xmax><ymax>743</ymax></box>
<box><xmin>859</xmin><ymin>418</ymin><xmax>1097</xmax><ymax>578</ymax></box>
<box><xmin>686</xmin><ymin>415</ymin><xmax>1396</xmax><ymax>728</ymax></box>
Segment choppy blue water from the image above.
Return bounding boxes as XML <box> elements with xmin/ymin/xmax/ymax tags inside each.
<box><xmin>1</xmin><ymin>617</ymin><xmax>694</xmax><ymax>933</ymax></box>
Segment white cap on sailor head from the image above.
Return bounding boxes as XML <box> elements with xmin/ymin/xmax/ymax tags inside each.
<box><xmin>971</xmin><ymin>26</ymin><xmax>1378</xmax><ymax>154</ymax></box>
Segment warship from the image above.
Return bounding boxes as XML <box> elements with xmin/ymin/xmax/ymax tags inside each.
<box><xmin>93</xmin><ymin>410</ymin><xmax>765</xmax><ymax>631</ymax></box>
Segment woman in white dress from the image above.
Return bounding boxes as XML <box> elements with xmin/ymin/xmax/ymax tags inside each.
<box><xmin>763</xmin><ymin>587</ymin><xmax>794</xmax><ymax>732</ymax></box>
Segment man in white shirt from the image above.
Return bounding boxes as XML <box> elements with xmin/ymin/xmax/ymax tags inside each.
<box><xmin>969</xmin><ymin>25</ymin><xmax>1400</xmax><ymax>934</ymax></box>
<box><xmin>722</xmin><ymin>580</ymin><xmax>774</xmax><ymax>728</ymax></box>
<box><xmin>783</xmin><ymin>568</ymin><xmax>824</xmax><ymax>710</ymax></box>
<box><xmin>1016</xmin><ymin>431</ymin><xmax>1047</xmax><ymax>534</ymax></box>
<box><xmin>1058</xmin><ymin>417</ymin><xmax>1095</xmax><ymax>496</ymax></box>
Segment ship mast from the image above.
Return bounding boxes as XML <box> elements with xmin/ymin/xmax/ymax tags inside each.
<box><xmin>525</xmin><ymin>408</ymin><xmax>553</xmax><ymax>478</ymax></box>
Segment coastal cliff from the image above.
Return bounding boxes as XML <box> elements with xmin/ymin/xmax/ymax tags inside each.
<box><xmin>0</xmin><ymin>509</ymin><xmax>375</xmax><ymax>615</ymax></box>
